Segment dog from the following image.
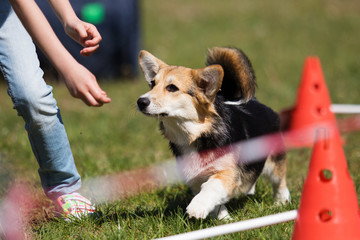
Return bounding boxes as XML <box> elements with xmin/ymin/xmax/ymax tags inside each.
<box><xmin>137</xmin><ymin>47</ymin><xmax>290</xmax><ymax>219</ymax></box>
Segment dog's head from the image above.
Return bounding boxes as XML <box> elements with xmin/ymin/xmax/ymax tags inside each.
<box><xmin>137</xmin><ymin>50</ymin><xmax>224</xmax><ymax>122</ymax></box>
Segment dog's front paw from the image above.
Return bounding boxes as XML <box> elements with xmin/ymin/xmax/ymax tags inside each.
<box><xmin>186</xmin><ymin>196</ymin><xmax>214</xmax><ymax>219</ymax></box>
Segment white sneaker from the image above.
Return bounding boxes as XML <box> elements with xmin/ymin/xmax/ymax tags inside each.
<box><xmin>55</xmin><ymin>192</ymin><xmax>95</xmax><ymax>220</ymax></box>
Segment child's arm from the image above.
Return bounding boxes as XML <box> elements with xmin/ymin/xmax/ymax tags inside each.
<box><xmin>9</xmin><ymin>0</ymin><xmax>111</xmax><ymax>106</ymax></box>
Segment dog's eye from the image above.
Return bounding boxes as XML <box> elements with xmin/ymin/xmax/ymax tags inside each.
<box><xmin>150</xmin><ymin>80</ymin><xmax>156</xmax><ymax>89</ymax></box>
<box><xmin>166</xmin><ymin>84</ymin><xmax>179</xmax><ymax>93</ymax></box>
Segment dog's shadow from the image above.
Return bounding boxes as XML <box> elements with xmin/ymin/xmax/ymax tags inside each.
<box><xmin>93</xmin><ymin>185</ymin><xmax>269</xmax><ymax>225</ymax></box>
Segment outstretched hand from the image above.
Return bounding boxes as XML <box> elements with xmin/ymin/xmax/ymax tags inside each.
<box><xmin>64</xmin><ymin>19</ymin><xmax>102</xmax><ymax>57</ymax></box>
<box><xmin>62</xmin><ymin>62</ymin><xmax>111</xmax><ymax>107</ymax></box>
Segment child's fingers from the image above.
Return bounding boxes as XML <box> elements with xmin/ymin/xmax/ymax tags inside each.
<box><xmin>80</xmin><ymin>45</ymin><xmax>100</xmax><ymax>56</ymax></box>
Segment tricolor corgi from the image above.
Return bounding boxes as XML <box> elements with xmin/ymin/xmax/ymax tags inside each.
<box><xmin>137</xmin><ymin>47</ymin><xmax>290</xmax><ymax>219</ymax></box>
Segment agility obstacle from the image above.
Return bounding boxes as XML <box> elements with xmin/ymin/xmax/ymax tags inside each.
<box><xmin>1</xmin><ymin>57</ymin><xmax>360</xmax><ymax>239</ymax></box>
<box><xmin>331</xmin><ymin>104</ymin><xmax>360</xmax><ymax>114</ymax></box>
<box><xmin>155</xmin><ymin>210</ymin><xmax>298</xmax><ymax>240</ymax></box>
<box><xmin>291</xmin><ymin>57</ymin><xmax>360</xmax><ymax>239</ymax></box>
<box><xmin>0</xmin><ymin>183</ymin><xmax>34</xmax><ymax>240</ymax></box>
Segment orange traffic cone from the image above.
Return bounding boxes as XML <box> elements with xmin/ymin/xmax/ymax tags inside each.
<box><xmin>288</xmin><ymin>57</ymin><xmax>337</xmax><ymax>146</ymax></box>
<box><xmin>292</xmin><ymin>128</ymin><xmax>360</xmax><ymax>239</ymax></box>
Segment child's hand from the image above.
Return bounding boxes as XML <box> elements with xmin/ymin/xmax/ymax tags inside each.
<box><xmin>63</xmin><ymin>62</ymin><xmax>111</xmax><ymax>106</ymax></box>
<box><xmin>64</xmin><ymin>19</ymin><xmax>102</xmax><ymax>57</ymax></box>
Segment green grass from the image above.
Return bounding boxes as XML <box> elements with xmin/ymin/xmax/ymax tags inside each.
<box><xmin>1</xmin><ymin>0</ymin><xmax>360</xmax><ymax>239</ymax></box>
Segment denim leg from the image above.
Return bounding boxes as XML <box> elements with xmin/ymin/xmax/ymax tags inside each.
<box><xmin>0</xmin><ymin>2</ymin><xmax>81</xmax><ymax>200</ymax></box>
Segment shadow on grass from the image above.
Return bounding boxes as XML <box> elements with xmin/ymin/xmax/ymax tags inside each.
<box><xmin>92</xmin><ymin>185</ymin><xmax>267</xmax><ymax>226</ymax></box>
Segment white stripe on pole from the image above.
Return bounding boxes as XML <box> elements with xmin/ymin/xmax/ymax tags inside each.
<box><xmin>155</xmin><ymin>210</ymin><xmax>298</xmax><ymax>240</ymax></box>
<box><xmin>331</xmin><ymin>104</ymin><xmax>360</xmax><ymax>114</ymax></box>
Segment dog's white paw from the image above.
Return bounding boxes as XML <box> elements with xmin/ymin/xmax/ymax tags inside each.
<box><xmin>186</xmin><ymin>195</ymin><xmax>214</xmax><ymax>219</ymax></box>
<box><xmin>274</xmin><ymin>187</ymin><xmax>291</xmax><ymax>204</ymax></box>
<box><xmin>186</xmin><ymin>178</ymin><xmax>230</xmax><ymax>219</ymax></box>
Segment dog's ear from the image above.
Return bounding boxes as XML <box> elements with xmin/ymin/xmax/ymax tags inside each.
<box><xmin>193</xmin><ymin>65</ymin><xmax>224</xmax><ymax>101</ymax></box>
<box><xmin>139</xmin><ymin>50</ymin><xmax>168</xmax><ymax>86</ymax></box>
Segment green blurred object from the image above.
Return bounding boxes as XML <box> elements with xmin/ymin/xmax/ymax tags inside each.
<box><xmin>81</xmin><ymin>2</ymin><xmax>105</xmax><ymax>25</ymax></box>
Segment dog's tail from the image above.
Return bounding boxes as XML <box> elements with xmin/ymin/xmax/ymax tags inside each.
<box><xmin>206</xmin><ymin>47</ymin><xmax>256</xmax><ymax>102</ymax></box>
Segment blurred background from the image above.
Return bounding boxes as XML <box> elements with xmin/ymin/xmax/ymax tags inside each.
<box><xmin>31</xmin><ymin>0</ymin><xmax>360</xmax><ymax>105</ymax></box>
<box><xmin>0</xmin><ymin>0</ymin><xmax>360</xmax><ymax>238</ymax></box>
<box><xmin>35</xmin><ymin>0</ymin><xmax>140</xmax><ymax>79</ymax></box>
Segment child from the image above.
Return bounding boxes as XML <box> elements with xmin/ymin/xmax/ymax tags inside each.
<box><xmin>0</xmin><ymin>0</ymin><xmax>111</xmax><ymax>218</ymax></box>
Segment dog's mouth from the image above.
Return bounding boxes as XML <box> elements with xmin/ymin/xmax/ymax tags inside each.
<box><xmin>140</xmin><ymin>110</ymin><xmax>169</xmax><ymax>118</ymax></box>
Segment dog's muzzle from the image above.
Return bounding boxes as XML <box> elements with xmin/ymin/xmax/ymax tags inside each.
<box><xmin>137</xmin><ymin>97</ymin><xmax>150</xmax><ymax>111</ymax></box>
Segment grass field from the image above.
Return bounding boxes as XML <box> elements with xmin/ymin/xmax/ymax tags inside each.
<box><xmin>1</xmin><ymin>0</ymin><xmax>360</xmax><ymax>239</ymax></box>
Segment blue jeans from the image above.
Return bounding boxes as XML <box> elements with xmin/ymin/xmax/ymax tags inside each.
<box><xmin>0</xmin><ymin>1</ymin><xmax>81</xmax><ymax>200</ymax></box>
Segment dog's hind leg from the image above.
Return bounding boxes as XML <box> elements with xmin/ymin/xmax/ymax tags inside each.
<box><xmin>262</xmin><ymin>154</ymin><xmax>290</xmax><ymax>204</ymax></box>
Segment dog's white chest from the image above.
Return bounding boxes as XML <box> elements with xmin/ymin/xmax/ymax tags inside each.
<box><xmin>162</xmin><ymin>119</ymin><xmax>212</xmax><ymax>146</ymax></box>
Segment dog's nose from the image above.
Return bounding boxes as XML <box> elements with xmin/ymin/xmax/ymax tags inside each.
<box><xmin>137</xmin><ymin>97</ymin><xmax>150</xmax><ymax>110</ymax></box>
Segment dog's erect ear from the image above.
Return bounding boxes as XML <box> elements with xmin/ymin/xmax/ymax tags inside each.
<box><xmin>139</xmin><ymin>50</ymin><xmax>168</xmax><ymax>86</ymax></box>
<box><xmin>193</xmin><ymin>65</ymin><xmax>224</xmax><ymax>100</ymax></box>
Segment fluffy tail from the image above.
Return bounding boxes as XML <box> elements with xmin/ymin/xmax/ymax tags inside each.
<box><xmin>206</xmin><ymin>47</ymin><xmax>256</xmax><ymax>102</ymax></box>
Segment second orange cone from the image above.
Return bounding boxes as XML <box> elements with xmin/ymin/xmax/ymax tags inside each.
<box><xmin>292</xmin><ymin>128</ymin><xmax>360</xmax><ymax>239</ymax></box>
